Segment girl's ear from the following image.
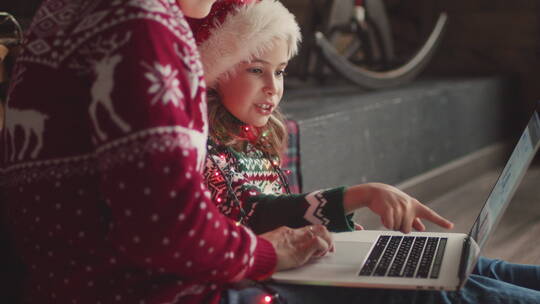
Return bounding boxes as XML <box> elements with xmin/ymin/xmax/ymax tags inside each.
<box><xmin>207</xmin><ymin>87</ymin><xmax>220</xmax><ymax>100</ymax></box>
<box><xmin>212</xmin><ymin>83</ymin><xmax>221</xmax><ymax>96</ymax></box>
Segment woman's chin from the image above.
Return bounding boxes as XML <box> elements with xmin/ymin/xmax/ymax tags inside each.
<box><xmin>178</xmin><ymin>0</ymin><xmax>213</xmax><ymax>19</ymax></box>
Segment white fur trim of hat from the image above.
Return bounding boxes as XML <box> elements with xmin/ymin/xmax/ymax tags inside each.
<box><xmin>197</xmin><ymin>0</ymin><xmax>301</xmax><ymax>87</ymax></box>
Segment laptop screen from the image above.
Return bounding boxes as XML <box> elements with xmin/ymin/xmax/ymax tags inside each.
<box><xmin>469</xmin><ymin>110</ymin><xmax>540</xmax><ymax>248</ymax></box>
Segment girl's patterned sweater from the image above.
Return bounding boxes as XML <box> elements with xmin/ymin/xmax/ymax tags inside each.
<box><xmin>204</xmin><ymin>139</ymin><xmax>354</xmax><ymax>234</ymax></box>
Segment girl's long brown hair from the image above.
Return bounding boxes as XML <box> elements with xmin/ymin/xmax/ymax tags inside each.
<box><xmin>207</xmin><ymin>89</ymin><xmax>288</xmax><ymax>160</ymax></box>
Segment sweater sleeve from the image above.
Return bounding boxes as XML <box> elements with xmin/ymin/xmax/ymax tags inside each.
<box><xmin>249</xmin><ymin>188</ymin><xmax>355</xmax><ymax>234</ymax></box>
<box><xmin>204</xmin><ymin>146</ymin><xmax>354</xmax><ymax>234</ymax></box>
<box><xmin>89</xmin><ymin>18</ymin><xmax>275</xmax><ymax>283</ymax></box>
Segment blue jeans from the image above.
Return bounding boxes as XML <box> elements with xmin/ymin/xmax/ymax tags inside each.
<box><xmin>221</xmin><ymin>257</ymin><xmax>540</xmax><ymax>304</ymax></box>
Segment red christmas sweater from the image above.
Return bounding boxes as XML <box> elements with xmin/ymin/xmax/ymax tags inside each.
<box><xmin>0</xmin><ymin>0</ymin><xmax>276</xmax><ymax>303</ymax></box>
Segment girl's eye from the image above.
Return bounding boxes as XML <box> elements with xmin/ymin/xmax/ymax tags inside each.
<box><xmin>247</xmin><ymin>67</ymin><xmax>263</xmax><ymax>74</ymax></box>
<box><xmin>276</xmin><ymin>70</ymin><xmax>287</xmax><ymax>77</ymax></box>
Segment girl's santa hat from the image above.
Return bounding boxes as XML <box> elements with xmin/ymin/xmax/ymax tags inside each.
<box><xmin>188</xmin><ymin>0</ymin><xmax>301</xmax><ymax>86</ymax></box>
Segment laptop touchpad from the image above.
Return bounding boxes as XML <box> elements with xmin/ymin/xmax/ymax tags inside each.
<box><xmin>322</xmin><ymin>241</ymin><xmax>372</xmax><ymax>265</ymax></box>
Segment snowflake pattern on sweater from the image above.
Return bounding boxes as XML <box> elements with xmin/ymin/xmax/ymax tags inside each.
<box><xmin>204</xmin><ymin>140</ymin><xmax>354</xmax><ymax>234</ymax></box>
<box><xmin>0</xmin><ymin>1</ymin><xmax>276</xmax><ymax>303</ymax></box>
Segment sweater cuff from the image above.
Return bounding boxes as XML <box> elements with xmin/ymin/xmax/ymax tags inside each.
<box><xmin>246</xmin><ymin>236</ymin><xmax>277</xmax><ymax>281</ymax></box>
<box><xmin>323</xmin><ymin>186</ymin><xmax>355</xmax><ymax>232</ymax></box>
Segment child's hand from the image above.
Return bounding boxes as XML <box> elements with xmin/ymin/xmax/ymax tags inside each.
<box><xmin>343</xmin><ymin>183</ymin><xmax>454</xmax><ymax>234</ymax></box>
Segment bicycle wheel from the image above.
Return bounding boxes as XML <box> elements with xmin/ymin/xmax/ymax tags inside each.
<box><xmin>0</xmin><ymin>12</ymin><xmax>24</xmax><ymax>47</ymax></box>
<box><xmin>316</xmin><ymin>0</ymin><xmax>448</xmax><ymax>89</ymax></box>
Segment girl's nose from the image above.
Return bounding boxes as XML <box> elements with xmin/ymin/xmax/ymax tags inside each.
<box><xmin>263</xmin><ymin>77</ymin><xmax>278</xmax><ymax>96</ymax></box>
<box><xmin>263</xmin><ymin>86</ymin><xmax>275</xmax><ymax>96</ymax></box>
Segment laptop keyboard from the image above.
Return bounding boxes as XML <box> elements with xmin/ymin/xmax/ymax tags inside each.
<box><xmin>359</xmin><ymin>235</ymin><xmax>447</xmax><ymax>279</ymax></box>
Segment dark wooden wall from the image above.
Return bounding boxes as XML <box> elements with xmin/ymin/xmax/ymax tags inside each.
<box><xmin>416</xmin><ymin>0</ymin><xmax>539</xmax><ymax>111</ymax></box>
<box><xmin>0</xmin><ymin>1</ymin><xmax>41</xmax><ymax>20</ymax></box>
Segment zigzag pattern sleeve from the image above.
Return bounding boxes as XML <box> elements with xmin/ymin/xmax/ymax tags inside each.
<box><xmin>91</xmin><ymin>20</ymin><xmax>275</xmax><ymax>284</ymax></box>
<box><xmin>248</xmin><ymin>188</ymin><xmax>355</xmax><ymax>234</ymax></box>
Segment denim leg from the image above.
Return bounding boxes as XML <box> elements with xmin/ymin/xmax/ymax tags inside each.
<box><xmin>473</xmin><ymin>257</ymin><xmax>540</xmax><ymax>291</ymax></box>
<box><xmin>458</xmin><ymin>274</ymin><xmax>540</xmax><ymax>304</ymax></box>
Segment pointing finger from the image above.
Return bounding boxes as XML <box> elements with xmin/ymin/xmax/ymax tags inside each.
<box><xmin>418</xmin><ymin>205</ymin><xmax>454</xmax><ymax>229</ymax></box>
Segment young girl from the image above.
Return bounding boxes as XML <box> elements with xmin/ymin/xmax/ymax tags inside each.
<box><xmin>190</xmin><ymin>0</ymin><xmax>453</xmax><ymax>235</ymax></box>
<box><xmin>191</xmin><ymin>2</ymin><xmax>540</xmax><ymax>304</ymax></box>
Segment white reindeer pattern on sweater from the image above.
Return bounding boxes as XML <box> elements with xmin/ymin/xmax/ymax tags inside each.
<box><xmin>4</xmin><ymin>107</ymin><xmax>49</xmax><ymax>161</ymax></box>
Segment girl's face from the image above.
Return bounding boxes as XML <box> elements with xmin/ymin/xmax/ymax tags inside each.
<box><xmin>178</xmin><ymin>0</ymin><xmax>216</xmax><ymax>18</ymax></box>
<box><xmin>218</xmin><ymin>39</ymin><xmax>288</xmax><ymax>128</ymax></box>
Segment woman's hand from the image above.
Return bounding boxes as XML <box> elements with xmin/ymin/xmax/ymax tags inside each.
<box><xmin>260</xmin><ymin>225</ymin><xmax>333</xmax><ymax>271</ymax></box>
<box><xmin>343</xmin><ymin>183</ymin><xmax>454</xmax><ymax>233</ymax></box>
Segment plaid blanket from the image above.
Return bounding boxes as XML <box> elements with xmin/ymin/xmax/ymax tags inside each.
<box><xmin>282</xmin><ymin>119</ymin><xmax>302</xmax><ymax>194</ymax></box>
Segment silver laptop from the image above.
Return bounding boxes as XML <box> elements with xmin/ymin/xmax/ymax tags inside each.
<box><xmin>273</xmin><ymin>108</ymin><xmax>540</xmax><ymax>291</ymax></box>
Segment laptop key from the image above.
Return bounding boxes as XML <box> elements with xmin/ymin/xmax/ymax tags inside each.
<box><xmin>403</xmin><ymin>237</ymin><xmax>427</xmax><ymax>277</ymax></box>
<box><xmin>416</xmin><ymin>237</ymin><xmax>440</xmax><ymax>278</ymax></box>
<box><xmin>430</xmin><ymin>238</ymin><xmax>447</xmax><ymax>279</ymax></box>
<box><xmin>373</xmin><ymin>236</ymin><xmax>402</xmax><ymax>276</ymax></box>
<box><xmin>359</xmin><ymin>235</ymin><xmax>391</xmax><ymax>276</ymax></box>
<box><xmin>387</xmin><ymin>236</ymin><xmax>414</xmax><ymax>277</ymax></box>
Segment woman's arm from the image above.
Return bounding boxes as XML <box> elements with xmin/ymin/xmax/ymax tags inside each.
<box><xmin>91</xmin><ymin>18</ymin><xmax>276</xmax><ymax>283</ymax></box>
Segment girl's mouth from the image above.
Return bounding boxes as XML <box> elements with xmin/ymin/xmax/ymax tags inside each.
<box><xmin>255</xmin><ymin>103</ymin><xmax>273</xmax><ymax>115</ymax></box>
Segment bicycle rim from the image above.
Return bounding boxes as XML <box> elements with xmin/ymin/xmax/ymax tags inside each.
<box><xmin>316</xmin><ymin>13</ymin><xmax>448</xmax><ymax>89</ymax></box>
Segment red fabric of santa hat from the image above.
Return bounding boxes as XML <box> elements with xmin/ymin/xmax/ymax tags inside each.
<box><xmin>188</xmin><ymin>0</ymin><xmax>301</xmax><ymax>87</ymax></box>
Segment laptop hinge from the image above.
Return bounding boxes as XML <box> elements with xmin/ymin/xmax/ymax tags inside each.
<box><xmin>457</xmin><ymin>236</ymin><xmax>471</xmax><ymax>286</ymax></box>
